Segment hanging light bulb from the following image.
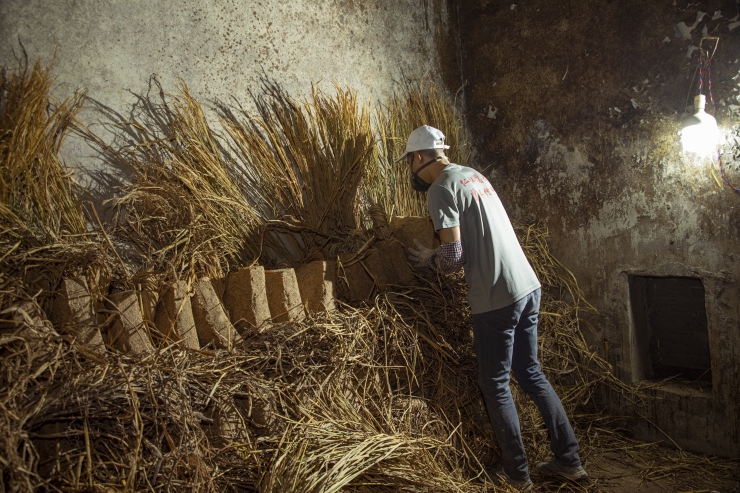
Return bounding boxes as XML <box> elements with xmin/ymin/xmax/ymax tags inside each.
<box><xmin>679</xmin><ymin>95</ymin><xmax>720</xmax><ymax>156</ymax></box>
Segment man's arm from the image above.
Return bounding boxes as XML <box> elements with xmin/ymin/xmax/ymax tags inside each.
<box><xmin>428</xmin><ymin>226</ymin><xmax>465</xmax><ymax>274</ymax></box>
<box><xmin>439</xmin><ymin>226</ymin><xmax>461</xmax><ymax>243</ymax></box>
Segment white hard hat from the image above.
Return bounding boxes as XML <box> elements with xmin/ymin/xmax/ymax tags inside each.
<box><xmin>395</xmin><ymin>125</ymin><xmax>450</xmax><ymax>163</ymax></box>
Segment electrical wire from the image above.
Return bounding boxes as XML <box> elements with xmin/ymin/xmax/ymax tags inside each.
<box><xmin>705</xmin><ymin>48</ymin><xmax>740</xmax><ymax>194</ymax></box>
<box><xmin>718</xmin><ymin>152</ymin><xmax>740</xmax><ymax>193</ymax></box>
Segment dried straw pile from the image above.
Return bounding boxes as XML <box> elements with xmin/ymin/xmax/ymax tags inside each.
<box><xmin>367</xmin><ymin>77</ymin><xmax>471</xmax><ymax>218</ymax></box>
<box><xmin>7</xmin><ymin>220</ymin><xmax>732</xmax><ymax>492</ymax></box>
<box><xmin>0</xmin><ymin>221</ymin><xmax>596</xmax><ymax>492</ymax></box>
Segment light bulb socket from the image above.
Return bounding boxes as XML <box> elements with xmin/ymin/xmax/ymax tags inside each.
<box><xmin>694</xmin><ymin>94</ymin><xmax>706</xmax><ymax>111</ymax></box>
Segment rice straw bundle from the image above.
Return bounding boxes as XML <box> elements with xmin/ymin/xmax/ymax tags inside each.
<box><xmin>0</xmin><ymin>58</ymin><xmax>106</xmax><ymax>315</ymax></box>
<box><xmin>0</xmin><ymin>59</ymin><xmax>86</xmax><ymax>248</ymax></box>
<box><xmin>367</xmin><ymin>76</ymin><xmax>470</xmax><ymax>218</ymax></box>
<box><xmin>218</xmin><ymin>80</ymin><xmax>376</xmax><ymax>264</ymax></box>
<box><xmin>97</xmin><ymin>79</ymin><xmax>265</xmax><ymax>280</ymax></box>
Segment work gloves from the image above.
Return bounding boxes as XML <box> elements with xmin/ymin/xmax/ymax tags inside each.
<box><xmin>407</xmin><ymin>239</ymin><xmax>440</xmax><ymax>269</ymax></box>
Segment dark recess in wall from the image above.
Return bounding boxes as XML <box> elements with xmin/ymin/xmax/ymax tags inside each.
<box><xmin>630</xmin><ymin>275</ymin><xmax>712</xmax><ymax>386</ymax></box>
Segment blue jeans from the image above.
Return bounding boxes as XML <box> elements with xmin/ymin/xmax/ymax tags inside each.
<box><xmin>472</xmin><ymin>288</ymin><xmax>580</xmax><ymax>481</ymax></box>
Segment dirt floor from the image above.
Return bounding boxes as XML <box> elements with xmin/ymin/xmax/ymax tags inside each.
<box><xmin>586</xmin><ymin>454</ymin><xmax>738</xmax><ymax>492</ymax></box>
<box><xmin>531</xmin><ymin>445</ymin><xmax>740</xmax><ymax>492</ymax></box>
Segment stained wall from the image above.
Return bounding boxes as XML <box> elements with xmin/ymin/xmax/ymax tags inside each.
<box><xmin>457</xmin><ymin>0</ymin><xmax>740</xmax><ymax>456</ymax></box>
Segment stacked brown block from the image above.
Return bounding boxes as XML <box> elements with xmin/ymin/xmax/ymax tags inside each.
<box><xmin>264</xmin><ymin>268</ymin><xmax>306</xmax><ymax>323</ymax></box>
<box><xmin>389</xmin><ymin>215</ymin><xmax>439</xmax><ymax>250</ymax></box>
<box><xmin>338</xmin><ymin>249</ymin><xmax>385</xmax><ymax>301</ymax></box>
<box><xmin>51</xmin><ymin>276</ymin><xmax>105</xmax><ymax>352</ymax></box>
<box><xmin>191</xmin><ymin>277</ymin><xmax>242</xmax><ymax>350</ymax></box>
<box><xmin>295</xmin><ymin>260</ymin><xmax>336</xmax><ymax>313</ymax></box>
<box><xmin>333</xmin><ymin>216</ymin><xmax>438</xmax><ymax>302</ymax></box>
<box><xmin>223</xmin><ymin>266</ymin><xmax>272</xmax><ymax>334</ymax></box>
<box><xmin>201</xmin><ymin>398</ymin><xmax>249</xmax><ymax>449</ymax></box>
<box><xmin>108</xmin><ymin>291</ymin><xmax>154</xmax><ymax>356</ymax></box>
<box><xmin>376</xmin><ymin>239</ymin><xmax>416</xmax><ymax>286</ymax></box>
<box><xmin>154</xmin><ymin>280</ymin><xmax>199</xmax><ymax>349</ymax></box>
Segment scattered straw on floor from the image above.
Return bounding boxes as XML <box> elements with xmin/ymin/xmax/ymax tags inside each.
<box><xmin>3</xmin><ymin>223</ymin><xmax>738</xmax><ymax>492</ymax></box>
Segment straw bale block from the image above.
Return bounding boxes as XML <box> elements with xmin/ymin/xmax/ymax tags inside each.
<box><xmin>295</xmin><ymin>261</ymin><xmax>336</xmax><ymax>313</ymax></box>
<box><xmin>390</xmin><ymin>215</ymin><xmax>439</xmax><ymax>251</ymax></box>
<box><xmin>108</xmin><ymin>291</ymin><xmax>153</xmax><ymax>356</ymax></box>
<box><xmin>376</xmin><ymin>239</ymin><xmax>417</xmax><ymax>287</ymax></box>
<box><xmin>154</xmin><ymin>281</ymin><xmax>199</xmax><ymax>349</ymax></box>
<box><xmin>51</xmin><ymin>276</ymin><xmax>105</xmax><ymax>352</ymax></box>
<box><xmin>264</xmin><ymin>268</ymin><xmax>306</xmax><ymax>323</ymax></box>
<box><xmin>223</xmin><ymin>266</ymin><xmax>271</xmax><ymax>334</ymax></box>
<box><xmin>138</xmin><ymin>290</ymin><xmax>158</xmax><ymax>328</ymax></box>
<box><xmin>338</xmin><ymin>249</ymin><xmax>386</xmax><ymax>301</ymax></box>
<box><xmin>192</xmin><ymin>277</ymin><xmax>242</xmax><ymax>350</ymax></box>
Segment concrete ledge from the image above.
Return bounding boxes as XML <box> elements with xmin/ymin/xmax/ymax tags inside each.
<box><xmin>606</xmin><ymin>383</ymin><xmax>739</xmax><ymax>458</ymax></box>
<box><xmin>265</xmin><ymin>268</ymin><xmax>306</xmax><ymax>323</ymax></box>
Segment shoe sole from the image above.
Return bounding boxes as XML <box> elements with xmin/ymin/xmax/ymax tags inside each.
<box><xmin>485</xmin><ymin>467</ymin><xmax>534</xmax><ymax>489</ymax></box>
<box><xmin>538</xmin><ymin>464</ymin><xmax>588</xmax><ymax>481</ymax></box>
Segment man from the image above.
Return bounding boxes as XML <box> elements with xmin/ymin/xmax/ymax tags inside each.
<box><xmin>400</xmin><ymin>125</ymin><xmax>587</xmax><ymax>488</ymax></box>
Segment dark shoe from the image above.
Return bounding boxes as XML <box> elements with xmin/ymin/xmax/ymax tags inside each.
<box><xmin>537</xmin><ymin>457</ymin><xmax>588</xmax><ymax>481</ymax></box>
<box><xmin>485</xmin><ymin>465</ymin><xmax>534</xmax><ymax>491</ymax></box>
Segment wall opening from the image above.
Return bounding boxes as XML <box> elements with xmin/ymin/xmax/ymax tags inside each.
<box><xmin>629</xmin><ymin>276</ymin><xmax>712</xmax><ymax>387</ymax></box>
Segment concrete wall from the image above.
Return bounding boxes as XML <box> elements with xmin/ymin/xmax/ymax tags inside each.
<box><xmin>458</xmin><ymin>0</ymin><xmax>740</xmax><ymax>457</ymax></box>
<box><xmin>0</xmin><ymin>0</ymin><xmax>459</xmax><ymax>171</ymax></box>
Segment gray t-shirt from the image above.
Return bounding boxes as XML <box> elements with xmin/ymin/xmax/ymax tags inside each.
<box><xmin>427</xmin><ymin>163</ymin><xmax>541</xmax><ymax>314</ymax></box>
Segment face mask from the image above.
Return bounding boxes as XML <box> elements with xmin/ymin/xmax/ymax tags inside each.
<box><xmin>411</xmin><ymin>157</ymin><xmax>443</xmax><ymax>192</ymax></box>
